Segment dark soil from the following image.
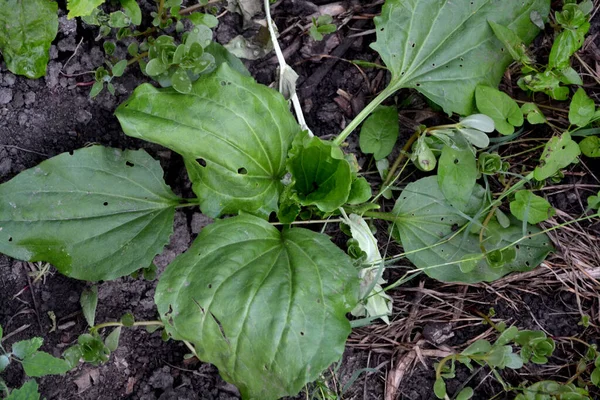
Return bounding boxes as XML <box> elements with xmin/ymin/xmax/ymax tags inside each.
<box><xmin>1</xmin><ymin>1</ymin><xmax>600</xmax><ymax>400</ymax></box>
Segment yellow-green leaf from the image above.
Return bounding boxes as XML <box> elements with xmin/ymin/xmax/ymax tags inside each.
<box><xmin>0</xmin><ymin>0</ymin><xmax>58</xmax><ymax>78</ymax></box>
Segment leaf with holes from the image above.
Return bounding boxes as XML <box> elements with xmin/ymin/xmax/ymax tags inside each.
<box><xmin>521</xmin><ymin>103</ymin><xmax>546</xmax><ymax>124</ymax></box>
<box><xmin>371</xmin><ymin>0</ymin><xmax>550</xmax><ymax>115</ymax></box>
<box><xmin>437</xmin><ymin>145</ymin><xmax>477</xmax><ymax>212</ymax></box>
<box><xmin>116</xmin><ymin>64</ymin><xmax>300</xmax><ymax>218</ymax></box>
<box><xmin>580</xmin><ymin>136</ymin><xmax>600</xmax><ymax>158</ymax></box>
<box><xmin>359</xmin><ymin>105</ymin><xmax>399</xmax><ymax>160</ymax></box>
<box><xmin>391</xmin><ymin>176</ymin><xmax>553</xmax><ymax>283</ymax></box>
<box><xmin>0</xmin><ymin>0</ymin><xmax>59</xmax><ymax>79</ymax></box>
<box><xmin>475</xmin><ymin>85</ymin><xmax>523</xmax><ymax>135</ymax></box>
<box><xmin>286</xmin><ymin>132</ymin><xmax>353</xmax><ymax>212</ymax></box>
<box><xmin>534</xmin><ymin>131</ymin><xmax>581</xmax><ymax>181</ymax></box>
<box><xmin>0</xmin><ymin>146</ymin><xmax>179</xmax><ymax>281</ymax></box>
<box><xmin>155</xmin><ymin>214</ymin><xmax>359</xmax><ymax>399</ymax></box>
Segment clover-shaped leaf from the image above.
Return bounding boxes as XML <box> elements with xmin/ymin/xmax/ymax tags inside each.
<box><xmin>475</xmin><ymin>85</ymin><xmax>523</xmax><ymax>135</ymax></box>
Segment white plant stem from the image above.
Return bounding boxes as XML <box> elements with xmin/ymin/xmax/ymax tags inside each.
<box><xmin>263</xmin><ymin>0</ymin><xmax>312</xmax><ymax>136</ymax></box>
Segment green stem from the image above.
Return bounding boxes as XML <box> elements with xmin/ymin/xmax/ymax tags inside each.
<box><xmin>127</xmin><ymin>51</ymin><xmax>149</xmax><ymax>67</ymax></box>
<box><xmin>333</xmin><ymin>86</ymin><xmax>396</xmax><ymax>146</ymax></box>
<box><xmin>131</xmin><ymin>28</ymin><xmax>156</xmax><ymax>38</ymax></box>
<box><xmin>157</xmin><ymin>0</ymin><xmax>165</xmax><ymax>19</ymax></box>
<box><xmin>90</xmin><ymin>320</ymin><xmax>164</xmax><ymax>334</ymax></box>
<box><xmin>380</xmin><ymin>127</ymin><xmax>423</xmax><ymax>189</ymax></box>
<box><xmin>474</xmin><ymin>310</ymin><xmax>502</xmax><ymax>332</ymax></box>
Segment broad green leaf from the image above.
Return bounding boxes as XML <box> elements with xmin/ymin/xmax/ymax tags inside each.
<box><xmin>510</xmin><ymin>190</ymin><xmax>555</xmax><ymax>224</ymax></box>
<box><xmin>458</xmin><ymin>128</ymin><xmax>490</xmax><ymax>148</ymax></box>
<box><xmin>90</xmin><ymin>81</ymin><xmax>104</xmax><ymax>98</ymax></box>
<box><xmin>496</xmin><ymin>326</ymin><xmax>519</xmax><ymax>345</ymax></box>
<box><xmin>579</xmin><ymin>136</ymin><xmax>600</xmax><ymax>158</ymax></box>
<box><xmin>120</xmin><ymin>312</ymin><xmax>135</xmax><ymax>327</ymax></box>
<box><xmin>371</xmin><ymin>0</ymin><xmax>549</xmax><ymax>115</ymax></box>
<box><xmin>187</xmin><ymin>12</ymin><xmax>219</xmax><ymax>28</ymax></box>
<box><xmin>438</xmin><ymin>146</ymin><xmax>477</xmax><ymax>212</ymax></box>
<box><xmin>0</xmin><ymin>146</ymin><xmax>179</xmax><ymax>281</ymax></box>
<box><xmin>116</xmin><ymin>64</ymin><xmax>299</xmax><ymax>218</ymax></box>
<box><xmin>490</xmin><ymin>345</ymin><xmax>515</xmax><ymax>368</ymax></box>
<box><xmin>111</xmin><ymin>60</ymin><xmax>127</xmax><ymax>77</ymax></box>
<box><xmin>12</xmin><ymin>338</ymin><xmax>43</xmax><ymax>359</ymax></box>
<box><xmin>504</xmin><ymin>352</ymin><xmax>524</xmax><ymax>369</ymax></box>
<box><xmin>21</xmin><ymin>352</ymin><xmax>71</xmax><ymax>377</ymax></box>
<box><xmin>559</xmin><ymin>66</ymin><xmax>583</xmax><ymax>85</ymax></box>
<box><xmin>569</xmin><ymin>88</ymin><xmax>596</xmax><ymax>127</ymax></box>
<box><xmin>433</xmin><ymin>378</ymin><xmax>446</xmax><ymax>399</ymax></box>
<box><xmin>145</xmin><ymin>58</ymin><xmax>168</xmax><ymax>76</ymax></box>
<box><xmin>171</xmin><ymin>68</ymin><xmax>192</xmax><ymax>94</ymax></box>
<box><xmin>0</xmin><ymin>355</ymin><xmax>9</xmax><ymax>372</ymax></box>
<box><xmin>104</xmin><ymin>327</ymin><xmax>121</xmax><ymax>352</ymax></box>
<box><xmin>521</xmin><ymin>103</ymin><xmax>546</xmax><ymax>124</ymax></box>
<box><xmin>462</xmin><ymin>339</ymin><xmax>492</xmax><ymax>355</ymax></box>
<box><xmin>391</xmin><ymin>176</ymin><xmax>553</xmax><ymax>283</ymax></box>
<box><xmin>5</xmin><ymin>381</ymin><xmax>40</xmax><ymax>400</ymax></box>
<box><xmin>205</xmin><ymin>42</ymin><xmax>250</xmax><ymax>77</ymax></box>
<box><xmin>411</xmin><ymin>135</ymin><xmax>437</xmax><ymax>172</ymax></box>
<box><xmin>549</xmin><ymin>28</ymin><xmax>589</xmax><ymax>71</ymax></box>
<box><xmin>588</xmin><ymin>193</ymin><xmax>600</xmax><ymax>210</ymax></box>
<box><xmin>475</xmin><ymin>86</ymin><xmax>523</xmax><ymax>135</ymax></box>
<box><xmin>119</xmin><ymin>0</ymin><xmax>141</xmax><ymax>25</ymax></box>
<box><xmin>80</xmin><ymin>286</ymin><xmax>98</xmax><ymax>327</ymax></box>
<box><xmin>456</xmin><ymin>387</ymin><xmax>474</xmax><ymax>400</ymax></box>
<box><xmin>534</xmin><ymin>132</ymin><xmax>581</xmax><ymax>181</ymax></box>
<box><xmin>287</xmin><ymin>132</ymin><xmax>353</xmax><ymax>212</ymax></box>
<box><xmin>67</xmin><ymin>0</ymin><xmax>105</xmax><ymax>18</ymax></box>
<box><xmin>347</xmin><ymin>178</ymin><xmax>372</xmax><ymax>205</ymax></box>
<box><xmin>359</xmin><ymin>106</ymin><xmax>399</xmax><ymax>160</ymax></box>
<box><xmin>591</xmin><ymin>368</ymin><xmax>600</xmax><ymax>386</ymax></box>
<box><xmin>109</xmin><ymin>10</ymin><xmax>130</xmax><ymax>28</ymax></box>
<box><xmin>0</xmin><ymin>0</ymin><xmax>59</xmax><ymax>79</ymax></box>
<box><xmin>459</xmin><ymin>114</ymin><xmax>495</xmax><ymax>133</ymax></box>
<box><xmin>155</xmin><ymin>214</ymin><xmax>359</xmax><ymax>399</ymax></box>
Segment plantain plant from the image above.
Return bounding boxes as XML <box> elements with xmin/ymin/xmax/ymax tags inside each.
<box><xmin>6</xmin><ymin>0</ymin><xmax>598</xmax><ymax>399</ymax></box>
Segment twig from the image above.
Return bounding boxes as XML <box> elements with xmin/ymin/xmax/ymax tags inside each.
<box><xmin>24</xmin><ymin>264</ymin><xmax>44</xmax><ymax>334</ymax></box>
<box><xmin>0</xmin><ymin>144</ymin><xmax>49</xmax><ymax>157</ymax></box>
<box><xmin>60</xmin><ymin>37</ymin><xmax>84</xmax><ymax>75</ymax></box>
<box><xmin>0</xmin><ymin>324</ymin><xmax>31</xmax><ymax>343</ymax></box>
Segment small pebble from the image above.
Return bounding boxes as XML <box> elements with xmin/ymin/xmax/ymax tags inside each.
<box><xmin>0</xmin><ymin>88</ymin><xmax>13</xmax><ymax>104</ymax></box>
<box><xmin>24</xmin><ymin>92</ymin><xmax>36</xmax><ymax>105</ymax></box>
<box><xmin>3</xmin><ymin>73</ymin><xmax>16</xmax><ymax>86</ymax></box>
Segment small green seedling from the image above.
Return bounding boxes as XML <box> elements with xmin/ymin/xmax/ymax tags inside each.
<box><xmin>433</xmin><ymin>314</ymin><xmax>555</xmax><ymax>399</ymax></box>
<box><xmin>309</xmin><ymin>15</ymin><xmax>337</xmax><ymax>41</ymax></box>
